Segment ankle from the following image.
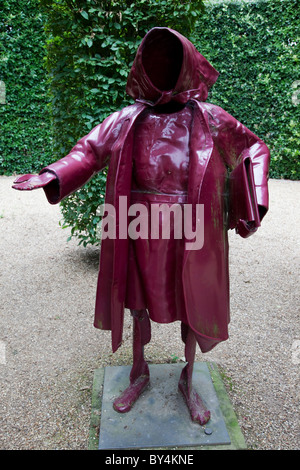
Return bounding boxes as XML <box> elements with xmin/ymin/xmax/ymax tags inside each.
<box><xmin>130</xmin><ymin>360</ymin><xmax>149</xmax><ymax>383</ymax></box>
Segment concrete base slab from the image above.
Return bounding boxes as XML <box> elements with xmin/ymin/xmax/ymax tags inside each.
<box><xmin>89</xmin><ymin>362</ymin><xmax>247</xmax><ymax>450</ymax></box>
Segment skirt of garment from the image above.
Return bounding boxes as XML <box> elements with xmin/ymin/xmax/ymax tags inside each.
<box><xmin>125</xmin><ymin>191</ymin><xmax>188</xmax><ymax>325</ymax></box>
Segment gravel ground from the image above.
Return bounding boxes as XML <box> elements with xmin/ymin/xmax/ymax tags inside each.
<box><xmin>0</xmin><ymin>175</ymin><xmax>299</xmax><ymax>450</ymax></box>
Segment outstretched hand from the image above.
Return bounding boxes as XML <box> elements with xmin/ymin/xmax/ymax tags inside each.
<box><xmin>12</xmin><ymin>172</ymin><xmax>56</xmax><ymax>191</ymax></box>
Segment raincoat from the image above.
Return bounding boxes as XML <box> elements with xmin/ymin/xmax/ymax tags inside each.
<box><xmin>40</xmin><ymin>27</ymin><xmax>270</xmax><ymax>353</ymax></box>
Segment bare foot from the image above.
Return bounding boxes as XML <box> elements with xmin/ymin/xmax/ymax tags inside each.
<box><xmin>178</xmin><ymin>373</ymin><xmax>211</xmax><ymax>425</ymax></box>
<box><xmin>113</xmin><ymin>374</ymin><xmax>150</xmax><ymax>413</ymax></box>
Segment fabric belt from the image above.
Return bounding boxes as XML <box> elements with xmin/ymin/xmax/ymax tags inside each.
<box><xmin>130</xmin><ymin>190</ymin><xmax>188</xmax><ymax>204</ymax></box>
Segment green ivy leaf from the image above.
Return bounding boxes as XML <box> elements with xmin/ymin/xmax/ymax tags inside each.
<box><xmin>80</xmin><ymin>11</ymin><xmax>89</xmax><ymax>20</ymax></box>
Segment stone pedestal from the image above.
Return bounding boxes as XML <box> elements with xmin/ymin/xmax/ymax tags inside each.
<box><xmin>89</xmin><ymin>362</ymin><xmax>247</xmax><ymax>450</ymax></box>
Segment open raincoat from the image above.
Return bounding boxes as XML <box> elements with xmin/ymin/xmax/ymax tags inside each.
<box><xmin>41</xmin><ymin>28</ymin><xmax>270</xmax><ymax>353</ymax></box>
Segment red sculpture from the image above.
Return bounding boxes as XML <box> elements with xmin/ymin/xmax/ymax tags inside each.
<box><xmin>13</xmin><ymin>27</ymin><xmax>270</xmax><ymax>425</ymax></box>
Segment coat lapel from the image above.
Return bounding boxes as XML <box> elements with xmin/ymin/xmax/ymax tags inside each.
<box><xmin>95</xmin><ymin>103</ymin><xmax>146</xmax><ymax>352</ymax></box>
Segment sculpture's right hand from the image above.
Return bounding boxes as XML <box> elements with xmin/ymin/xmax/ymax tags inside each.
<box><xmin>12</xmin><ymin>172</ymin><xmax>57</xmax><ymax>191</ymax></box>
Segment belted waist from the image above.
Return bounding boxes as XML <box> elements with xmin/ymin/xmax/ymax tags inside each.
<box><xmin>130</xmin><ymin>190</ymin><xmax>188</xmax><ymax>204</ymax></box>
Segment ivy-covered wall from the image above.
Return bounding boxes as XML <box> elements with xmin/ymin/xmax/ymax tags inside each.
<box><xmin>0</xmin><ymin>0</ymin><xmax>54</xmax><ymax>174</ymax></box>
<box><xmin>193</xmin><ymin>0</ymin><xmax>300</xmax><ymax>180</ymax></box>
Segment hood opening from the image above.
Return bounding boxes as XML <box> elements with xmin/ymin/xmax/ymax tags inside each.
<box><xmin>126</xmin><ymin>27</ymin><xmax>219</xmax><ymax>105</ymax></box>
<box><xmin>141</xmin><ymin>29</ymin><xmax>183</xmax><ymax>92</ymax></box>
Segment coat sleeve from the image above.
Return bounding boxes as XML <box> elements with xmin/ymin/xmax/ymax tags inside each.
<box><xmin>205</xmin><ymin>103</ymin><xmax>270</xmax><ymax>221</ymax></box>
<box><xmin>39</xmin><ymin>111</ymin><xmax>123</xmax><ymax>204</ymax></box>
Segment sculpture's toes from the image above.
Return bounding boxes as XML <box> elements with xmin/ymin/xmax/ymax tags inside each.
<box><xmin>178</xmin><ymin>381</ymin><xmax>211</xmax><ymax>425</ymax></box>
<box><xmin>188</xmin><ymin>390</ymin><xmax>211</xmax><ymax>425</ymax></box>
<box><xmin>113</xmin><ymin>375</ymin><xmax>150</xmax><ymax>413</ymax></box>
<box><xmin>191</xmin><ymin>405</ymin><xmax>211</xmax><ymax>425</ymax></box>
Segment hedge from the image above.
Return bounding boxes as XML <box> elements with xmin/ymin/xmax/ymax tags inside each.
<box><xmin>193</xmin><ymin>0</ymin><xmax>300</xmax><ymax>181</ymax></box>
<box><xmin>0</xmin><ymin>0</ymin><xmax>54</xmax><ymax>174</ymax></box>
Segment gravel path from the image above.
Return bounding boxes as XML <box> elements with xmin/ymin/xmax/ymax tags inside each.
<box><xmin>0</xmin><ymin>175</ymin><xmax>299</xmax><ymax>450</ymax></box>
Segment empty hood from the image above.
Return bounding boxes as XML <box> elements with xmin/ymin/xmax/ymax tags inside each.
<box><xmin>126</xmin><ymin>27</ymin><xmax>219</xmax><ymax>106</ymax></box>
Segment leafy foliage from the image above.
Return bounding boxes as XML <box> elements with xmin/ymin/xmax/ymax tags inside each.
<box><xmin>39</xmin><ymin>0</ymin><xmax>204</xmax><ymax>156</ymax></box>
<box><xmin>0</xmin><ymin>0</ymin><xmax>53</xmax><ymax>174</ymax></box>
<box><xmin>193</xmin><ymin>0</ymin><xmax>300</xmax><ymax>181</ymax></box>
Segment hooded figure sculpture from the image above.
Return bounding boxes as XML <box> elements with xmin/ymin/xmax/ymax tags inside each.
<box><xmin>13</xmin><ymin>28</ymin><xmax>270</xmax><ymax>425</ymax></box>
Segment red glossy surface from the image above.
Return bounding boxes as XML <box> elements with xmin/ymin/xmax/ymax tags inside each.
<box><xmin>12</xmin><ymin>27</ymin><xmax>270</xmax><ymax>356</ymax></box>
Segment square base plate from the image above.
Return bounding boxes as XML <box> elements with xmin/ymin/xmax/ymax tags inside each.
<box><xmin>89</xmin><ymin>362</ymin><xmax>246</xmax><ymax>450</ymax></box>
